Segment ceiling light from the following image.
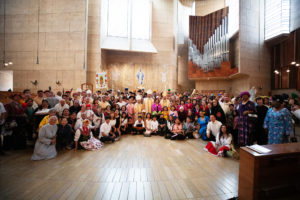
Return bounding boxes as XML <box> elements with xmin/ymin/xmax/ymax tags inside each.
<box><xmin>291</xmin><ymin>61</ymin><xmax>296</xmax><ymax>65</ymax></box>
<box><xmin>8</xmin><ymin>61</ymin><xmax>13</xmax><ymax>65</ymax></box>
<box><xmin>4</xmin><ymin>63</ymin><xmax>8</xmax><ymax>66</ymax></box>
<box><xmin>286</xmin><ymin>69</ymin><xmax>290</xmax><ymax>73</ymax></box>
<box><xmin>274</xmin><ymin>70</ymin><xmax>279</xmax><ymax>74</ymax></box>
<box><xmin>296</xmin><ymin>63</ymin><xmax>300</xmax><ymax>67</ymax></box>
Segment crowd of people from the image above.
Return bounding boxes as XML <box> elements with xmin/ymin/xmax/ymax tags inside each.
<box><xmin>0</xmin><ymin>87</ymin><xmax>299</xmax><ymax>160</ymax></box>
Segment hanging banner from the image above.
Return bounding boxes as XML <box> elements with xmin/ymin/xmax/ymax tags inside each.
<box><xmin>96</xmin><ymin>72</ymin><xmax>107</xmax><ymax>89</ymax></box>
<box><xmin>136</xmin><ymin>68</ymin><xmax>144</xmax><ymax>85</ymax></box>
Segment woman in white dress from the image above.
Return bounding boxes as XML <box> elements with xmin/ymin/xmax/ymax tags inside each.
<box><xmin>144</xmin><ymin>113</ymin><xmax>152</xmax><ymax>136</ymax></box>
<box><xmin>31</xmin><ymin>116</ymin><xmax>58</xmax><ymax>160</ymax></box>
<box><xmin>204</xmin><ymin>125</ymin><xmax>232</xmax><ymax>157</ymax></box>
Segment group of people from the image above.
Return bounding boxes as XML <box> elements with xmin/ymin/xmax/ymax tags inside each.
<box><xmin>0</xmin><ymin>87</ymin><xmax>299</xmax><ymax>160</ymax></box>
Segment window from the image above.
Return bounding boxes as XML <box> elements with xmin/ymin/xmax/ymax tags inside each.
<box><xmin>265</xmin><ymin>0</ymin><xmax>290</xmax><ymax>40</ymax></box>
<box><xmin>101</xmin><ymin>0</ymin><xmax>156</xmax><ymax>52</ymax></box>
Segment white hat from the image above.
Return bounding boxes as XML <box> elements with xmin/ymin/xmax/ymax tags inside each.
<box><xmin>136</xmin><ymin>95</ymin><xmax>141</xmax><ymax>101</ymax></box>
<box><xmin>86</xmin><ymin>90</ymin><xmax>92</xmax><ymax>94</ymax></box>
<box><xmin>147</xmin><ymin>89</ymin><xmax>153</xmax><ymax>95</ymax></box>
<box><xmin>76</xmin><ymin>88</ymin><xmax>82</xmax><ymax>93</ymax></box>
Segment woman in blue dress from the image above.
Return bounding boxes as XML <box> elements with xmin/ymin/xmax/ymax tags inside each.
<box><xmin>198</xmin><ymin>111</ymin><xmax>210</xmax><ymax>140</ymax></box>
<box><xmin>263</xmin><ymin>95</ymin><xmax>293</xmax><ymax>144</ymax></box>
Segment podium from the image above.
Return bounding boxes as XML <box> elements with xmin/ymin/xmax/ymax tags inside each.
<box><xmin>238</xmin><ymin>143</ymin><xmax>300</xmax><ymax>200</ymax></box>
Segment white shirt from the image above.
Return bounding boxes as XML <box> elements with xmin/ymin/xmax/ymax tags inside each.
<box><xmin>206</xmin><ymin>120</ymin><xmax>222</xmax><ymax>137</ymax></box>
<box><xmin>145</xmin><ymin>119</ymin><xmax>152</xmax><ymax>130</ymax></box>
<box><xmin>109</xmin><ymin>119</ymin><xmax>116</xmax><ymax>127</ymax></box>
<box><xmin>292</xmin><ymin>109</ymin><xmax>300</xmax><ymax>120</ymax></box>
<box><xmin>54</xmin><ymin>103</ymin><xmax>69</xmax><ymax>116</ymax></box>
<box><xmin>215</xmin><ymin>133</ymin><xmax>232</xmax><ymax>148</ymax></box>
<box><xmin>117</xmin><ymin>101</ymin><xmax>127</xmax><ymax>108</ymax></box>
<box><xmin>134</xmin><ymin>120</ymin><xmax>145</xmax><ymax>128</ymax></box>
<box><xmin>77</xmin><ymin>110</ymin><xmax>94</xmax><ymax>120</ymax></box>
<box><xmin>151</xmin><ymin>120</ymin><xmax>159</xmax><ymax>131</ymax></box>
<box><xmin>0</xmin><ymin>102</ymin><xmax>6</xmax><ymax>125</ymax></box>
<box><xmin>99</xmin><ymin>122</ymin><xmax>111</xmax><ymax>138</ymax></box>
<box><xmin>120</xmin><ymin>118</ymin><xmax>128</xmax><ymax>126</ymax></box>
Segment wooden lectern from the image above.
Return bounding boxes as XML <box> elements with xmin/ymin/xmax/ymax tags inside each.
<box><xmin>238</xmin><ymin>143</ymin><xmax>300</xmax><ymax>200</ymax></box>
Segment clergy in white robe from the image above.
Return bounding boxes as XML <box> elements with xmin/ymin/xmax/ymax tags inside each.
<box><xmin>143</xmin><ymin>90</ymin><xmax>154</xmax><ymax>114</ymax></box>
<box><xmin>31</xmin><ymin>116</ymin><xmax>58</xmax><ymax>160</ymax></box>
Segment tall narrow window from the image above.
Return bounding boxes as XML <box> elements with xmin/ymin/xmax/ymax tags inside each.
<box><xmin>265</xmin><ymin>0</ymin><xmax>290</xmax><ymax>40</ymax></box>
<box><xmin>107</xmin><ymin>0</ymin><xmax>129</xmax><ymax>37</ymax></box>
<box><xmin>101</xmin><ymin>0</ymin><xmax>156</xmax><ymax>53</ymax></box>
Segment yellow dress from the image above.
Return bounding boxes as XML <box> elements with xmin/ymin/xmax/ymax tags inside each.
<box><xmin>162</xmin><ymin>110</ymin><xmax>169</xmax><ymax>120</ymax></box>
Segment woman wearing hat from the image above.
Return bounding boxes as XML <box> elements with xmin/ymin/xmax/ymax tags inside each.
<box><xmin>263</xmin><ymin>95</ymin><xmax>293</xmax><ymax>144</ymax></box>
<box><xmin>237</xmin><ymin>91</ymin><xmax>257</xmax><ymax>146</ymax></box>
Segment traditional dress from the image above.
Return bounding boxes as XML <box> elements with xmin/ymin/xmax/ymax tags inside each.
<box><xmin>237</xmin><ymin>101</ymin><xmax>256</xmax><ymax>146</ymax></box>
<box><xmin>152</xmin><ymin>103</ymin><xmax>162</xmax><ymax>113</ymax></box>
<box><xmin>32</xmin><ymin>124</ymin><xmax>57</xmax><ymax>160</ymax></box>
<box><xmin>263</xmin><ymin>108</ymin><xmax>293</xmax><ymax>144</ymax></box>
<box><xmin>74</xmin><ymin>126</ymin><xmax>102</xmax><ymax>150</ymax></box>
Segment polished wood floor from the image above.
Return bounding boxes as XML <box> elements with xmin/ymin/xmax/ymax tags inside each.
<box><xmin>0</xmin><ymin>135</ymin><xmax>239</xmax><ymax>200</ymax></box>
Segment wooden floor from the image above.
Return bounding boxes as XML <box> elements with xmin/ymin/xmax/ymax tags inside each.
<box><xmin>0</xmin><ymin>135</ymin><xmax>239</xmax><ymax>200</ymax></box>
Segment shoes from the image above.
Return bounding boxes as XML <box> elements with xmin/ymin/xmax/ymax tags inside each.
<box><xmin>115</xmin><ymin>137</ymin><xmax>120</xmax><ymax>141</ymax></box>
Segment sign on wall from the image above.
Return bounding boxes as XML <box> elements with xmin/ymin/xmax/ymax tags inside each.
<box><xmin>96</xmin><ymin>72</ymin><xmax>107</xmax><ymax>89</ymax></box>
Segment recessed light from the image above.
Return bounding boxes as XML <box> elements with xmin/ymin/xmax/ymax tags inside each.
<box><xmin>291</xmin><ymin>61</ymin><xmax>296</xmax><ymax>65</ymax></box>
<box><xmin>8</xmin><ymin>61</ymin><xmax>13</xmax><ymax>65</ymax></box>
<box><xmin>4</xmin><ymin>63</ymin><xmax>8</xmax><ymax>66</ymax></box>
<box><xmin>296</xmin><ymin>64</ymin><xmax>300</xmax><ymax>67</ymax></box>
<box><xmin>286</xmin><ymin>69</ymin><xmax>290</xmax><ymax>73</ymax></box>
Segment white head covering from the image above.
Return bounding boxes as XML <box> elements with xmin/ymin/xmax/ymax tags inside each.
<box><xmin>86</xmin><ymin>90</ymin><xmax>92</xmax><ymax>94</ymax></box>
<box><xmin>147</xmin><ymin>89</ymin><xmax>153</xmax><ymax>95</ymax></box>
<box><xmin>76</xmin><ymin>88</ymin><xmax>82</xmax><ymax>93</ymax></box>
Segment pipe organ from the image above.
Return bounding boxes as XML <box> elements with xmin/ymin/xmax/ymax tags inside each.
<box><xmin>189</xmin><ymin>7</ymin><xmax>229</xmax><ymax>72</ymax></box>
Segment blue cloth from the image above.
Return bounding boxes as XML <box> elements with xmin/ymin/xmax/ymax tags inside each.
<box><xmin>198</xmin><ymin>116</ymin><xmax>210</xmax><ymax>140</ymax></box>
<box><xmin>263</xmin><ymin>108</ymin><xmax>293</xmax><ymax>144</ymax></box>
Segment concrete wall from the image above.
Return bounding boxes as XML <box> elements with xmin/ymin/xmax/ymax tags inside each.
<box><xmin>0</xmin><ymin>0</ymin><xmax>87</xmax><ymax>92</ymax></box>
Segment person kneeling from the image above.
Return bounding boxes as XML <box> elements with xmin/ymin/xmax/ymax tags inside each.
<box><xmin>31</xmin><ymin>116</ymin><xmax>58</xmax><ymax>160</ymax></box>
<box><xmin>204</xmin><ymin>125</ymin><xmax>232</xmax><ymax>157</ymax></box>
<box><xmin>74</xmin><ymin>119</ymin><xmax>102</xmax><ymax>150</ymax></box>
<box><xmin>134</xmin><ymin>116</ymin><xmax>145</xmax><ymax>135</ymax></box>
<box><xmin>171</xmin><ymin>118</ymin><xmax>185</xmax><ymax>140</ymax></box>
<box><xmin>99</xmin><ymin>116</ymin><xmax>116</xmax><ymax>143</ymax></box>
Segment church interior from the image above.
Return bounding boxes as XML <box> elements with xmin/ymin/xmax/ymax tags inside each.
<box><xmin>0</xmin><ymin>0</ymin><xmax>300</xmax><ymax>199</ymax></box>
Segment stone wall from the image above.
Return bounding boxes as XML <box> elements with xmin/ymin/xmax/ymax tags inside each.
<box><xmin>0</xmin><ymin>0</ymin><xmax>87</xmax><ymax>92</ymax></box>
